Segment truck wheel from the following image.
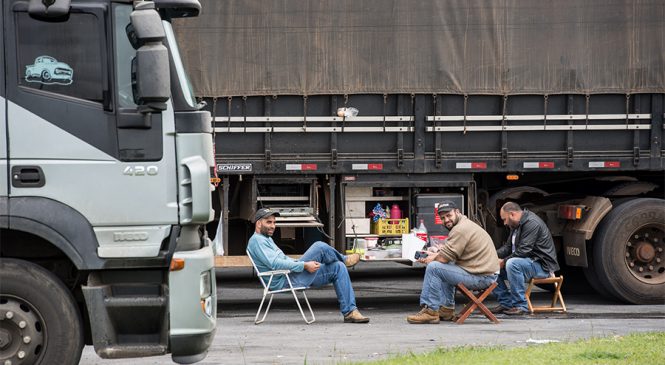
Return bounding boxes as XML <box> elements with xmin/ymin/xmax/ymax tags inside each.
<box><xmin>592</xmin><ymin>198</ymin><xmax>665</xmax><ymax>304</ymax></box>
<box><xmin>40</xmin><ymin>70</ymin><xmax>51</xmax><ymax>81</ymax></box>
<box><xmin>0</xmin><ymin>258</ymin><xmax>83</xmax><ymax>365</ymax></box>
<box><xmin>583</xmin><ymin>245</ymin><xmax>618</xmax><ymax>301</ymax></box>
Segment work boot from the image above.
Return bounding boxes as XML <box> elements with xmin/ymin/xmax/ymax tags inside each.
<box><xmin>406</xmin><ymin>307</ymin><xmax>440</xmax><ymax>324</ymax></box>
<box><xmin>438</xmin><ymin>306</ymin><xmax>455</xmax><ymax>321</ymax></box>
<box><xmin>345</xmin><ymin>253</ymin><xmax>360</xmax><ymax>268</ymax></box>
<box><xmin>344</xmin><ymin>309</ymin><xmax>370</xmax><ymax>323</ymax></box>
<box><xmin>489</xmin><ymin>304</ymin><xmax>510</xmax><ymax>314</ymax></box>
<box><xmin>504</xmin><ymin>307</ymin><xmax>529</xmax><ymax>316</ymax></box>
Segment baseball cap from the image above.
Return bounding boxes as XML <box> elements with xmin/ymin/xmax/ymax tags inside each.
<box><xmin>252</xmin><ymin>208</ymin><xmax>280</xmax><ymax>223</ymax></box>
<box><xmin>437</xmin><ymin>200</ymin><xmax>458</xmax><ymax>214</ymax></box>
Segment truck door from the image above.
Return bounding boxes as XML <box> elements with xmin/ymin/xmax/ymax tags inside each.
<box><xmin>5</xmin><ymin>1</ymin><xmax>178</xmax><ymax>259</ymax></box>
<box><xmin>0</xmin><ymin>6</ymin><xmax>6</xmax><ymax>202</ymax></box>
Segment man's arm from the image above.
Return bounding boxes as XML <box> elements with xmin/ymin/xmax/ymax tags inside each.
<box><xmin>495</xmin><ymin>239</ymin><xmax>512</xmax><ymax>259</ymax></box>
<box><xmin>249</xmin><ymin>239</ymin><xmax>305</xmax><ymax>272</ymax></box>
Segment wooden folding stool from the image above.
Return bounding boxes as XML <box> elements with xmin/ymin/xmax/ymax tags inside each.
<box><xmin>525</xmin><ymin>275</ymin><xmax>567</xmax><ymax>313</ymax></box>
<box><xmin>454</xmin><ymin>281</ymin><xmax>499</xmax><ymax>324</ymax></box>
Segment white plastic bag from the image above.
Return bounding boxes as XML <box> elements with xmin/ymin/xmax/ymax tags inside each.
<box><xmin>211</xmin><ymin>220</ymin><xmax>225</xmax><ymax>256</ymax></box>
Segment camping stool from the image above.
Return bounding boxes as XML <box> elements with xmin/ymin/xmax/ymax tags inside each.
<box><xmin>454</xmin><ymin>281</ymin><xmax>499</xmax><ymax>324</ymax></box>
<box><xmin>525</xmin><ymin>275</ymin><xmax>567</xmax><ymax>314</ymax></box>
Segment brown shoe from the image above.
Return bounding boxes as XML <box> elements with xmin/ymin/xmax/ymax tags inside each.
<box><xmin>489</xmin><ymin>305</ymin><xmax>510</xmax><ymax>314</ymax></box>
<box><xmin>344</xmin><ymin>309</ymin><xmax>370</xmax><ymax>323</ymax></box>
<box><xmin>406</xmin><ymin>307</ymin><xmax>440</xmax><ymax>324</ymax></box>
<box><xmin>504</xmin><ymin>307</ymin><xmax>529</xmax><ymax>316</ymax></box>
<box><xmin>345</xmin><ymin>253</ymin><xmax>360</xmax><ymax>268</ymax></box>
<box><xmin>438</xmin><ymin>306</ymin><xmax>455</xmax><ymax>321</ymax></box>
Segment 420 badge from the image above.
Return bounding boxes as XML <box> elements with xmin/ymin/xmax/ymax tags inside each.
<box><xmin>25</xmin><ymin>55</ymin><xmax>73</xmax><ymax>85</ymax></box>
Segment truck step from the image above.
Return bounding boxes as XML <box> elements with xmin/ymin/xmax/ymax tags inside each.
<box><xmin>96</xmin><ymin>344</ymin><xmax>168</xmax><ymax>359</ymax></box>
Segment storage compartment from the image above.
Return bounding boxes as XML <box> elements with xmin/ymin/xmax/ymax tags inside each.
<box><xmin>414</xmin><ymin>194</ymin><xmax>465</xmax><ymax>236</ymax></box>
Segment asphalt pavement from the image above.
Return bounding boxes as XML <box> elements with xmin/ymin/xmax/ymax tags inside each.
<box><xmin>80</xmin><ymin>262</ymin><xmax>665</xmax><ymax>365</ymax></box>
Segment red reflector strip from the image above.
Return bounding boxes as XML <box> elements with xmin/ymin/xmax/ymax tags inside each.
<box><xmin>286</xmin><ymin>164</ymin><xmax>318</xmax><ymax>171</ymax></box>
<box><xmin>523</xmin><ymin>162</ymin><xmax>555</xmax><ymax>169</ymax></box>
<box><xmin>589</xmin><ymin>161</ymin><xmax>620</xmax><ymax>168</ymax></box>
<box><xmin>456</xmin><ymin>162</ymin><xmax>487</xmax><ymax>169</ymax></box>
<box><xmin>351</xmin><ymin>163</ymin><xmax>384</xmax><ymax>171</ymax></box>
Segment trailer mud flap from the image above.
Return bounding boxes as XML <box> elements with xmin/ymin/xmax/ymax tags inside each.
<box><xmin>563</xmin><ymin>231</ymin><xmax>588</xmax><ymax>267</ymax></box>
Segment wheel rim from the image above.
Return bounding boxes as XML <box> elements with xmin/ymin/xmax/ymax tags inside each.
<box><xmin>624</xmin><ymin>224</ymin><xmax>665</xmax><ymax>285</ymax></box>
<box><xmin>41</xmin><ymin>71</ymin><xmax>50</xmax><ymax>81</ymax></box>
<box><xmin>0</xmin><ymin>296</ymin><xmax>46</xmax><ymax>365</ymax></box>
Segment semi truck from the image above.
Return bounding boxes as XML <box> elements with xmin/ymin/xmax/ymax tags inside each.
<box><xmin>174</xmin><ymin>0</ymin><xmax>664</xmax><ymax>305</ymax></box>
<box><xmin>1</xmin><ymin>0</ymin><xmax>216</xmax><ymax>364</ymax></box>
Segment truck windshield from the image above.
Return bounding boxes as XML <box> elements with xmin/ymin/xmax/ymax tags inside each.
<box><xmin>163</xmin><ymin>21</ymin><xmax>197</xmax><ymax>108</ymax></box>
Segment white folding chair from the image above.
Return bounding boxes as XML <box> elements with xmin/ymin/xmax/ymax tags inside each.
<box><xmin>246</xmin><ymin>251</ymin><xmax>315</xmax><ymax>324</ymax></box>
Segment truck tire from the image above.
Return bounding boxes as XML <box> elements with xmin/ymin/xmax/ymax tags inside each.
<box><xmin>592</xmin><ymin>198</ymin><xmax>665</xmax><ymax>304</ymax></box>
<box><xmin>583</xmin><ymin>252</ymin><xmax>618</xmax><ymax>301</ymax></box>
<box><xmin>0</xmin><ymin>258</ymin><xmax>83</xmax><ymax>365</ymax></box>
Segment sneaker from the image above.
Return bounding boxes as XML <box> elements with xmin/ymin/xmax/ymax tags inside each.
<box><xmin>344</xmin><ymin>309</ymin><xmax>370</xmax><ymax>323</ymax></box>
<box><xmin>504</xmin><ymin>307</ymin><xmax>529</xmax><ymax>316</ymax></box>
<box><xmin>489</xmin><ymin>305</ymin><xmax>510</xmax><ymax>314</ymax></box>
<box><xmin>345</xmin><ymin>253</ymin><xmax>360</xmax><ymax>268</ymax></box>
<box><xmin>406</xmin><ymin>307</ymin><xmax>440</xmax><ymax>324</ymax></box>
<box><xmin>438</xmin><ymin>306</ymin><xmax>455</xmax><ymax>321</ymax></box>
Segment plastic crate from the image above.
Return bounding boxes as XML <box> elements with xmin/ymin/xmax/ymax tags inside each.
<box><xmin>371</xmin><ymin>218</ymin><xmax>409</xmax><ymax>236</ymax></box>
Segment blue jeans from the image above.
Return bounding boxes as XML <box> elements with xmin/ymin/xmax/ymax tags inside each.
<box><xmin>494</xmin><ymin>257</ymin><xmax>550</xmax><ymax>311</ymax></box>
<box><xmin>287</xmin><ymin>241</ymin><xmax>357</xmax><ymax>315</ymax></box>
<box><xmin>420</xmin><ymin>262</ymin><xmax>498</xmax><ymax>310</ymax></box>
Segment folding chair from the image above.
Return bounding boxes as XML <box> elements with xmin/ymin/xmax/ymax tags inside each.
<box><xmin>525</xmin><ymin>275</ymin><xmax>567</xmax><ymax>314</ymax></box>
<box><xmin>246</xmin><ymin>251</ymin><xmax>315</xmax><ymax>324</ymax></box>
<box><xmin>454</xmin><ymin>281</ymin><xmax>500</xmax><ymax>324</ymax></box>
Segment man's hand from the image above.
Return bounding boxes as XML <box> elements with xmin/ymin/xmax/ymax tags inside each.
<box><xmin>418</xmin><ymin>251</ymin><xmax>439</xmax><ymax>265</ymax></box>
<box><xmin>499</xmin><ymin>258</ymin><xmax>505</xmax><ymax>269</ymax></box>
<box><xmin>304</xmin><ymin>261</ymin><xmax>320</xmax><ymax>273</ymax></box>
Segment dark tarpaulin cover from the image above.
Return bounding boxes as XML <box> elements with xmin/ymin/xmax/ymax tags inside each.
<box><xmin>173</xmin><ymin>0</ymin><xmax>665</xmax><ymax>97</ymax></box>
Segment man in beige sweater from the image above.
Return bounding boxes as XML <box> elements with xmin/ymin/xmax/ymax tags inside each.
<box><xmin>407</xmin><ymin>201</ymin><xmax>500</xmax><ymax>324</ymax></box>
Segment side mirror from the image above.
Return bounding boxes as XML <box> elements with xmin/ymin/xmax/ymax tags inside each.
<box><xmin>28</xmin><ymin>0</ymin><xmax>70</xmax><ymax>18</ymax></box>
<box><xmin>130</xmin><ymin>1</ymin><xmax>170</xmax><ymax>113</ymax></box>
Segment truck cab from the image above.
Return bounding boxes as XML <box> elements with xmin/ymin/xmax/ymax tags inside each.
<box><xmin>0</xmin><ymin>0</ymin><xmax>216</xmax><ymax>364</ymax></box>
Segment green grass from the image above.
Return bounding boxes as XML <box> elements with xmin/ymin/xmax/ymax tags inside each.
<box><xmin>349</xmin><ymin>332</ymin><xmax>665</xmax><ymax>365</ymax></box>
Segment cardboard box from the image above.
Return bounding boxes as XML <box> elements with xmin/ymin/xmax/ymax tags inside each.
<box><xmin>345</xmin><ymin>218</ymin><xmax>370</xmax><ymax>235</ymax></box>
<box><xmin>345</xmin><ymin>201</ymin><xmax>367</xmax><ymax>217</ymax></box>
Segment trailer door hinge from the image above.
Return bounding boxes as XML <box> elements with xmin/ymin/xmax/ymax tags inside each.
<box><xmin>265</xmin><ymin>149</ymin><xmax>271</xmax><ymax>168</ymax></box>
<box><xmin>567</xmin><ymin>147</ymin><xmax>574</xmax><ymax>167</ymax></box>
<box><xmin>435</xmin><ymin>148</ymin><xmax>442</xmax><ymax>168</ymax></box>
<box><xmin>397</xmin><ymin>149</ymin><xmax>404</xmax><ymax>167</ymax></box>
<box><xmin>633</xmin><ymin>147</ymin><xmax>640</xmax><ymax>166</ymax></box>
<box><xmin>331</xmin><ymin>149</ymin><xmax>338</xmax><ymax>168</ymax></box>
<box><xmin>501</xmin><ymin>148</ymin><xmax>508</xmax><ymax>167</ymax></box>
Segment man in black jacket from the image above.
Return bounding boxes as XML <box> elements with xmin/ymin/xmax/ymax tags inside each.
<box><xmin>492</xmin><ymin>202</ymin><xmax>560</xmax><ymax>315</ymax></box>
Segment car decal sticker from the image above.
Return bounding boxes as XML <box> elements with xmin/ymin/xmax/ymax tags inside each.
<box><xmin>24</xmin><ymin>55</ymin><xmax>74</xmax><ymax>85</ymax></box>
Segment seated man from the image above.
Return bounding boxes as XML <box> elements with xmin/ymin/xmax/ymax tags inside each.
<box><xmin>491</xmin><ymin>202</ymin><xmax>560</xmax><ymax>315</ymax></box>
<box><xmin>407</xmin><ymin>201</ymin><xmax>500</xmax><ymax>324</ymax></box>
<box><xmin>247</xmin><ymin>208</ymin><xmax>369</xmax><ymax>323</ymax></box>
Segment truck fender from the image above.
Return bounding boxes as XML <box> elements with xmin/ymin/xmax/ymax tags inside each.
<box><xmin>562</xmin><ymin>196</ymin><xmax>612</xmax><ymax>267</ymax></box>
<box><xmin>0</xmin><ymin>196</ymin><xmax>103</xmax><ymax>270</ymax></box>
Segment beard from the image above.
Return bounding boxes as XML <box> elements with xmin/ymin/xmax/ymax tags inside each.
<box><xmin>260</xmin><ymin>225</ymin><xmax>274</xmax><ymax>236</ymax></box>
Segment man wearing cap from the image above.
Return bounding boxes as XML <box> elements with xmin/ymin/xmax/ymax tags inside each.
<box><xmin>406</xmin><ymin>201</ymin><xmax>499</xmax><ymax>324</ymax></box>
<box><xmin>247</xmin><ymin>208</ymin><xmax>369</xmax><ymax>323</ymax></box>
<box><xmin>490</xmin><ymin>202</ymin><xmax>559</xmax><ymax>315</ymax></box>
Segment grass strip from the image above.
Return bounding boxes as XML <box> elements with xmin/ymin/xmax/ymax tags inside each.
<box><xmin>350</xmin><ymin>331</ymin><xmax>665</xmax><ymax>365</ymax></box>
